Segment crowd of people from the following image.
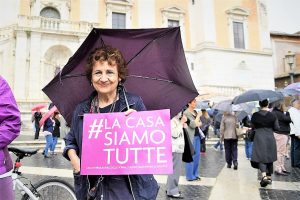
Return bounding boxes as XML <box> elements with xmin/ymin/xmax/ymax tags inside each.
<box><xmin>1</xmin><ymin>44</ymin><xmax>300</xmax><ymax>199</ymax></box>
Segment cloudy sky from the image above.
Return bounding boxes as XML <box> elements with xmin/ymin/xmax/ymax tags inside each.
<box><xmin>267</xmin><ymin>0</ymin><xmax>300</xmax><ymax>34</ymax></box>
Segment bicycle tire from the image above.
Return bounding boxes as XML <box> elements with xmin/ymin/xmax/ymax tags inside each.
<box><xmin>21</xmin><ymin>177</ymin><xmax>76</xmax><ymax>200</ymax></box>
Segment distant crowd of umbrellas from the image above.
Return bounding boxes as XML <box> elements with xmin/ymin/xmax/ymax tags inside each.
<box><xmin>197</xmin><ymin>82</ymin><xmax>300</xmax><ymax>122</ymax></box>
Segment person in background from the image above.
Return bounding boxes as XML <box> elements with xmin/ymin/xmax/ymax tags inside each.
<box><xmin>166</xmin><ymin>112</ymin><xmax>187</xmax><ymax>199</ymax></box>
<box><xmin>42</xmin><ymin>112</ymin><xmax>54</xmax><ymax>158</ymax></box>
<box><xmin>271</xmin><ymin>101</ymin><xmax>292</xmax><ymax>175</ymax></box>
<box><xmin>63</xmin><ymin>46</ymin><xmax>158</xmax><ymax>200</ymax></box>
<box><xmin>183</xmin><ymin>99</ymin><xmax>202</xmax><ymax>181</ymax></box>
<box><xmin>50</xmin><ymin>112</ymin><xmax>60</xmax><ymax>155</ymax></box>
<box><xmin>242</xmin><ymin>115</ymin><xmax>253</xmax><ymax>160</ymax></box>
<box><xmin>213</xmin><ymin>112</ymin><xmax>224</xmax><ymax>151</ymax></box>
<box><xmin>0</xmin><ymin>76</ymin><xmax>21</xmax><ymax>200</ymax></box>
<box><xmin>32</xmin><ymin>110</ymin><xmax>42</xmax><ymax>140</ymax></box>
<box><xmin>200</xmin><ymin>109</ymin><xmax>212</xmax><ymax>153</ymax></box>
<box><xmin>288</xmin><ymin>98</ymin><xmax>300</xmax><ymax>168</ymax></box>
<box><xmin>220</xmin><ymin>111</ymin><xmax>238</xmax><ymax>170</ymax></box>
<box><xmin>251</xmin><ymin>99</ymin><xmax>279</xmax><ymax>187</ymax></box>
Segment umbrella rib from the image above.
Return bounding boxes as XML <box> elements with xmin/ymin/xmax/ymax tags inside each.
<box><xmin>126</xmin><ymin>28</ymin><xmax>177</xmax><ymax>65</ymax></box>
<box><xmin>127</xmin><ymin>75</ymin><xmax>173</xmax><ymax>83</ymax></box>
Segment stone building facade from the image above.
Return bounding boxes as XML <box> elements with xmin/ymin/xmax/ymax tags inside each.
<box><xmin>0</xmin><ymin>0</ymin><xmax>275</xmax><ymax>128</ymax></box>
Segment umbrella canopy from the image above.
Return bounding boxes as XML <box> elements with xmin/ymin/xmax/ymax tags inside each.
<box><xmin>212</xmin><ymin>100</ymin><xmax>233</xmax><ymax>112</ymax></box>
<box><xmin>232</xmin><ymin>89</ymin><xmax>283</xmax><ymax>104</ymax></box>
<box><xmin>276</xmin><ymin>88</ymin><xmax>300</xmax><ymax>96</ymax></box>
<box><xmin>284</xmin><ymin>82</ymin><xmax>300</xmax><ymax>90</ymax></box>
<box><xmin>42</xmin><ymin>27</ymin><xmax>198</xmax><ymax>124</ymax></box>
<box><xmin>39</xmin><ymin>106</ymin><xmax>58</xmax><ymax>127</ymax></box>
<box><xmin>196</xmin><ymin>101</ymin><xmax>210</xmax><ymax>110</ymax></box>
<box><xmin>31</xmin><ymin>104</ymin><xmax>47</xmax><ymax>112</ymax></box>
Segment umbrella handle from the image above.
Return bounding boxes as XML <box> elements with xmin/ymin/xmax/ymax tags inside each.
<box><xmin>122</xmin><ymin>86</ymin><xmax>130</xmax><ymax>111</ymax></box>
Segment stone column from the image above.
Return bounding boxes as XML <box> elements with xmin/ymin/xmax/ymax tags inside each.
<box><xmin>14</xmin><ymin>30</ymin><xmax>28</xmax><ymax>101</ymax></box>
<box><xmin>28</xmin><ymin>31</ymin><xmax>42</xmax><ymax>101</ymax></box>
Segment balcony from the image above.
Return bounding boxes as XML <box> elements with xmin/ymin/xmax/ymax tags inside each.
<box><xmin>17</xmin><ymin>15</ymin><xmax>99</xmax><ymax>34</ymax></box>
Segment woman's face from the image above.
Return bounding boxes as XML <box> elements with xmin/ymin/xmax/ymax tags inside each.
<box><xmin>91</xmin><ymin>61</ymin><xmax>121</xmax><ymax>96</ymax></box>
<box><xmin>188</xmin><ymin>99</ymin><xmax>197</xmax><ymax>109</ymax></box>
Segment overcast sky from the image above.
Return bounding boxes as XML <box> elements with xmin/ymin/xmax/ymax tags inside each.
<box><xmin>267</xmin><ymin>0</ymin><xmax>300</xmax><ymax>34</ymax></box>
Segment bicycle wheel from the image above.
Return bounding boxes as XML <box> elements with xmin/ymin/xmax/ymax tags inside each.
<box><xmin>21</xmin><ymin>178</ymin><xmax>76</xmax><ymax>200</ymax></box>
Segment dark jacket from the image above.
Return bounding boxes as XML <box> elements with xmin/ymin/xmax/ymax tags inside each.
<box><xmin>251</xmin><ymin>110</ymin><xmax>279</xmax><ymax>166</ymax></box>
<box><xmin>43</xmin><ymin>118</ymin><xmax>54</xmax><ymax>133</ymax></box>
<box><xmin>271</xmin><ymin>108</ymin><xmax>292</xmax><ymax>135</ymax></box>
<box><xmin>53</xmin><ymin>118</ymin><xmax>60</xmax><ymax>137</ymax></box>
<box><xmin>63</xmin><ymin>89</ymin><xmax>159</xmax><ymax>200</ymax></box>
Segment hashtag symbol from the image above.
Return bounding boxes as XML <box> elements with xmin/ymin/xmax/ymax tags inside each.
<box><xmin>88</xmin><ymin>119</ymin><xmax>103</xmax><ymax>139</ymax></box>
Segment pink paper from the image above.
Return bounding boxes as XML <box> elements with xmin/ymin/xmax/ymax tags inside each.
<box><xmin>81</xmin><ymin>109</ymin><xmax>173</xmax><ymax>175</ymax></box>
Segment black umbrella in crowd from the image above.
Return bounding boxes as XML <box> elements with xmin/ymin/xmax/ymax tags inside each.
<box><xmin>232</xmin><ymin>89</ymin><xmax>283</xmax><ymax>105</ymax></box>
<box><xmin>42</xmin><ymin>27</ymin><xmax>199</xmax><ymax>124</ymax></box>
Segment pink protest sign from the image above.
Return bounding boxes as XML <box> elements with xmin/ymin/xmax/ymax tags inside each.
<box><xmin>81</xmin><ymin>109</ymin><xmax>173</xmax><ymax>175</ymax></box>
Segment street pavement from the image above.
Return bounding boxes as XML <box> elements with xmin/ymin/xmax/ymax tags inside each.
<box><xmin>10</xmin><ymin>131</ymin><xmax>300</xmax><ymax>200</ymax></box>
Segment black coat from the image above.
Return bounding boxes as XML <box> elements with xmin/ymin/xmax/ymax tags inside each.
<box><xmin>251</xmin><ymin>110</ymin><xmax>279</xmax><ymax>166</ymax></box>
<box><xmin>53</xmin><ymin>118</ymin><xmax>60</xmax><ymax>137</ymax></box>
<box><xmin>271</xmin><ymin>108</ymin><xmax>292</xmax><ymax>135</ymax></box>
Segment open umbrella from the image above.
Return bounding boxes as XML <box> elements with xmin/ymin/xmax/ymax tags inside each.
<box><xmin>232</xmin><ymin>89</ymin><xmax>283</xmax><ymax>104</ymax></box>
<box><xmin>276</xmin><ymin>88</ymin><xmax>300</xmax><ymax>96</ymax></box>
<box><xmin>212</xmin><ymin>100</ymin><xmax>233</xmax><ymax>112</ymax></box>
<box><xmin>31</xmin><ymin>104</ymin><xmax>47</xmax><ymax>112</ymax></box>
<box><xmin>284</xmin><ymin>82</ymin><xmax>300</xmax><ymax>90</ymax></box>
<box><xmin>39</xmin><ymin>106</ymin><xmax>58</xmax><ymax>127</ymax></box>
<box><xmin>42</xmin><ymin>27</ymin><xmax>198</xmax><ymax>124</ymax></box>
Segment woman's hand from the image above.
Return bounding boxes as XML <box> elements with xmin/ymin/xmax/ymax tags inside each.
<box><xmin>125</xmin><ymin>108</ymin><xmax>137</xmax><ymax>116</ymax></box>
<box><xmin>68</xmin><ymin>149</ymin><xmax>81</xmax><ymax>173</ymax></box>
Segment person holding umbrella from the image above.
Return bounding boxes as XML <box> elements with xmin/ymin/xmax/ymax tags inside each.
<box><xmin>183</xmin><ymin>99</ymin><xmax>202</xmax><ymax>181</ymax></box>
<box><xmin>63</xmin><ymin>46</ymin><xmax>158</xmax><ymax>200</ymax></box>
<box><xmin>250</xmin><ymin>99</ymin><xmax>279</xmax><ymax>187</ymax></box>
<box><xmin>271</xmin><ymin>101</ymin><xmax>292</xmax><ymax>175</ymax></box>
<box><xmin>31</xmin><ymin>104</ymin><xmax>45</xmax><ymax>140</ymax></box>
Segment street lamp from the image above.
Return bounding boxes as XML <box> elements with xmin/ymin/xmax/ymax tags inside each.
<box><xmin>285</xmin><ymin>51</ymin><xmax>295</xmax><ymax>83</ymax></box>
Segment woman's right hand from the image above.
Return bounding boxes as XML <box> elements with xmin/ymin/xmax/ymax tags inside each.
<box><xmin>71</xmin><ymin>156</ymin><xmax>81</xmax><ymax>173</ymax></box>
<box><xmin>68</xmin><ymin>149</ymin><xmax>81</xmax><ymax>173</ymax></box>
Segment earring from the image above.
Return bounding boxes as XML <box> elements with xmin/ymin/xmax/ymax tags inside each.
<box><xmin>90</xmin><ymin>82</ymin><xmax>93</xmax><ymax>86</ymax></box>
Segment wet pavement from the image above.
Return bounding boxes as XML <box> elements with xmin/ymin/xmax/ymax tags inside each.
<box><xmin>10</xmin><ymin>131</ymin><xmax>300</xmax><ymax>200</ymax></box>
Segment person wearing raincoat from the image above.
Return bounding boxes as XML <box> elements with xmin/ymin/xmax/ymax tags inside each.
<box><xmin>0</xmin><ymin>76</ymin><xmax>21</xmax><ymax>200</ymax></box>
<box><xmin>63</xmin><ymin>46</ymin><xmax>159</xmax><ymax>200</ymax></box>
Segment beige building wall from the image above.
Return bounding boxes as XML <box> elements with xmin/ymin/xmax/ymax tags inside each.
<box><xmin>214</xmin><ymin>0</ymin><xmax>261</xmax><ymax>51</ymax></box>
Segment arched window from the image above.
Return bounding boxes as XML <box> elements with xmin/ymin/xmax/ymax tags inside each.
<box><xmin>40</xmin><ymin>7</ymin><xmax>60</xmax><ymax>19</ymax></box>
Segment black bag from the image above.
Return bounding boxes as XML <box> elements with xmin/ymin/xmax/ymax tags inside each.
<box><xmin>245</xmin><ymin>129</ymin><xmax>255</xmax><ymax>142</ymax></box>
<box><xmin>182</xmin><ymin>128</ymin><xmax>195</xmax><ymax>163</ymax></box>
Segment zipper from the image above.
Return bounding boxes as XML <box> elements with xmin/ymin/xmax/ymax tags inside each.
<box><xmin>128</xmin><ymin>175</ymin><xmax>136</xmax><ymax>200</ymax></box>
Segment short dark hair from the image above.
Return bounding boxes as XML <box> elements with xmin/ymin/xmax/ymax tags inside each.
<box><xmin>259</xmin><ymin>99</ymin><xmax>269</xmax><ymax>107</ymax></box>
<box><xmin>86</xmin><ymin>45</ymin><xmax>128</xmax><ymax>83</ymax></box>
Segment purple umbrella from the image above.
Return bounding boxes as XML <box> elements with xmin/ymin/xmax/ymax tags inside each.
<box><xmin>42</xmin><ymin>27</ymin><xmax>198</xmax><ymax>124</ymax></box>
<box><xmin>284</xmin><ymin>82</ymin><xmax>300</xmax><ymax>91</ymax></box>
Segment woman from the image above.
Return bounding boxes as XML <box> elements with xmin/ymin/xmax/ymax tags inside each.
<box><xmin>200</xmin><ymin>109</ymin><xmax>211</xmax><ymax>153</ymax></box>
<box><xmin>0</xmin><ymin>76</ymin><xmax>21</xmax><ymax>200</ymax></box>
<box><xmin>42</xmin><ymin>113</ymin><xmax>54</xmax><ymax>158</ymax></box>
<box><xmin>183</xmin><ymin>99</ymin><xmax>202</xmax><ymax>181</ymax></box>
<box><xmin>63</xmin><ymin>46</ymin><xmax>158</xmax><ymax>200</ymax></box>
<box><xmin>251</xmin><ymin>99</ymin><xmax>279</xmax><ymax>187</ymax></box>
<box><xmin>50</xmin><ymin>112</ymin><xmax>61</xmax><ymax>155</ymax></box>
<box><xmin>220</xmin><ymin>112</ymin><xmax>238</xmax><ymax>170</ymax></box>
<box><xmin>166</xmin><ymin>112</ymin><xmax>187</xmax><ymax>199</ymax></box>
<box><xmin>272</xmin><ymin>101</ymin><xmax>292</xmax><ymax>175</ymax></box>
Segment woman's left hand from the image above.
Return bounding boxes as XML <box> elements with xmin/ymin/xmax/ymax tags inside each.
<box><xmin>125</xmin><ymin>108</ymin><xmax>137</xmax><ymax>116</ymax></box>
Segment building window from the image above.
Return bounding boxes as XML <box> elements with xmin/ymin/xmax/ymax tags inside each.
<box><xmin>168</xmin><ymin>19</ymin><xmax>179</xmax><ymax>27</ymax></box>
<box><xmin>40</xmin><ymin>7</ymin><xmax>60</xmax><ymax>19</ymax></box>
<box><xmin>233</xmin><ymin>22</ymin><xmax>245</xmax><ymax>49</ymax></box>
<box><xmin>112</xmin><ymin>12</ymin><xmax>126</xmax><ymax>29</ymax></box>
